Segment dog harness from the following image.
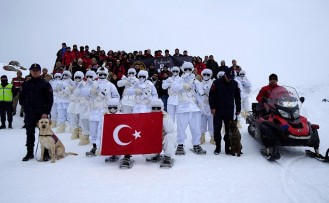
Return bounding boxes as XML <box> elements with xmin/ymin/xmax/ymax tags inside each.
<box><xmin>40</xmin><ymin>134</ymin><xmax>59</xmax><ymax>143</ymax></box>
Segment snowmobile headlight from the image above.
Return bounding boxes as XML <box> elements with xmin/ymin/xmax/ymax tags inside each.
<box><xmin>293</xmin><ymin>109</ymin><xmax>299</xmax><ymax>118</ymax></box>
<box><xmin>278</xmin><ymin>109</ymin><xmax>291</xmax><ymax>119</ymax></box>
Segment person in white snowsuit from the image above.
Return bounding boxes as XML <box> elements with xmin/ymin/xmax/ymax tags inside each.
<box><xmin>236</xmin><ymin>70</ymin><xmax>252</xmax><ymax>117</ymax></box>
<box><xmin>127</xmin><ymin>70</ymin><xmax>158</xmax><ymax>113</ymax></box>
<box><xmin>171</xmin><ymin>62</ymin><xmax>206</xmax><ymax>155</ymax></box>
<box><xmin>117</xmin><ymin>68</ymin><xmax>138</xmax><ymax>113</ymax></box>
<box><xmin>78</xmin><ymin>70</ymin><xmax>96</xmax><ymax>146</ymax></box>
<box><xmin>50</xmin><ymin>73</ymin><xmax>62</xmax><ymax>128</ymax></box>
<box><xmin>162</xmin><ymin>66</ymin><xmax>181</xmax><ymax>122</ymax></box>
<box><xmin>143</xmin><ymin>98</ymin><xmax>176</xmax><ymax>167</ymax></box>
<box><xmin>86</xmin><ymin>67</ymin><xmax>120</xmax><ymax>156</ymax></box>
<box><xmin>200</xmin><ymin>69</ymin><xmax>215</xmax><ymax>145</ymax></box>
<box><xmin>66</xmin><ymin>71</ymin><xmax>84</xmax><ymax>140</ymax></box>
<box><xmin>103</xmin><ymin>98</ymin><xmax>123</xmax><ymax>163</ymax></box>
<box><xmin>56</xmin><ymin>70</ymin><xmax>73</xmax><ymax>133</ymax></box>
<box><xmin>217</xmin><ymin>71</ymin><xmax>225</xmax><ymax>79</ymax></box>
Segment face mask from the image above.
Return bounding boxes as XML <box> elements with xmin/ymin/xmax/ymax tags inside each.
<box><xmin>172</xmin><ymin>71</ymin><xmax>179</xmax><ymax>76</ymax></box>
<box><xmin>203</xmin><ymin>76</ymin><xmax>210</xmax><ymax>81</ymax></box>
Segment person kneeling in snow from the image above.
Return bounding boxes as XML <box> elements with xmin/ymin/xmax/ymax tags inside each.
<box><xmin>144</xmin><ymin>98</ymin><xmax>176</xmax><ymax>167</ymax></box>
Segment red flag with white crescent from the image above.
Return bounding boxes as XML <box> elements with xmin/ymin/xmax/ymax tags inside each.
<box><xmin>100</xmin><ymin>112</ymin><xmax>163</xmax><ymax>155</ymax></box>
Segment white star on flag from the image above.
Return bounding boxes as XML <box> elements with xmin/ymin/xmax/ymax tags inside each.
<box><xmin>132</xmin><ymin>130</ymin><xmax>141</xmax><ymax>139</ymax></box>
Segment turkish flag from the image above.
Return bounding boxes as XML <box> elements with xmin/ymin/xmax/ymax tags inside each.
<box><xmin>100</xmin><ymin>112</ymin><xmax>163</xmax><ymax>155</ymax></box>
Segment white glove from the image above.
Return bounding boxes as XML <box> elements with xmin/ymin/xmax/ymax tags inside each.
<box><xmin>183</xmin><ymin>83</ymin><xmax>191</xmax><ymax>90</ymax></box>
<box><xmin>166</xmin><ymin>78</ymin><xmax>174</xmax><ymax>84</ymax></box>
<box><xmin>55</xmin><ymin>86</ymin><xmax>61</xmax><ymax>91</ymax></box>
<box><xmin>121</xmin><ymin>75</ymin><xmax>128</xmax><ymax>81</ymax></box>
<box><xmin>241</xmin><ymin>80</ymin><xmax>248</xmax><ymax>86</ymax></box>
<box><xmin>68</xmin><ymin>86</ymin><xmax>75</xmax><ymax>91</ymax></box>
<box><xmin>90</xmin><ymin>88</ymin><xmax>98</xmax><ymax>96</ymax></box>
<box><xmin>135</xmin><ymin>88</ymin><xmax>142</xmax><ymax>95</ymax></box>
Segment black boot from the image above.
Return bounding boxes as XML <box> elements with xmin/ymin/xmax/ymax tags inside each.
<box><xmin>8</xmin><ymin>123</ymin><xmax>12</xmax><ymax>129</ymax></box>
<box><xmin>20</xmin><ymin>112</ymin><xmax>24</xmax><ymax>117</ymax></box>
<box><xmin>43</xmin><ymin>149</ymin><xmax>51</xmax><ymax>161</ymax></box>
<box><xmin>22</xmin><ymin>149</ymin><xmax>34</xmax><ymax>161</ymax></box>
<box><xmin>0</xmin><ymin>124</ymin><xmax>5</xmax><ymax>129</ymax></box>
<box><xmin>214</xmin><ymin>146</ymin><xmax>221</xmax><ymax>155</ymax></box>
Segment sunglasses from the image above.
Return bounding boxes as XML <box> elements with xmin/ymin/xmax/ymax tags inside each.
<box><xmin>239</xmin><ymin>74</ymin><xmax>245</xmax><ymax>77</ymax></box>
<box><xmin>62</xmin><ymin>74</ymin><xmax>69</xmax><ymax>77</ymax></box>
<box><xmin>99</xmin><ymin>73</ymin><xmax>107</xmax><ymax>77</ymax></box>
<box><xmin>172</xmin><ymin>70</ymin><xmax>179</xmax><ymax>73</ymax></box>
<box><xmin>203</xmin><ymin>74</ymin><xmax>210</xmax><ymax>77</ymax></box>
<box><xmin>55</xmin><ymin>76</ymin><xmax>61</xmax><ymax>79</ymax></box>
<box><xmin>86</xmin><ymin>76</ymin><xmax>93</xmax><ymax>78</ymax></box>
<box><xmin>139</xmin><ymin>76</ymin><xmax>146</xmax><ymax>79</ymax></box>
<box><xmin>128</xmin><ymin>72</ymin><xmax>135</xmax><ymax>75</ymax></box>
<box><xmin>184</xmin><ymin>68</ymin><xmax>192</xmax><ymax>72</ymax></box>
<box><xmin>74</xmin><ymin>77</ymin><xmax>82</xmax><ymax>79</ymax></box>
<box><xmin>108</xmin><ymin>106</ymin><xmax>118</xmax><ymax>110</ymax></box>
<box><xmin>152</xmin><ymin>107</ymin><xmax>161</xmax><ymax>110</ymax></box>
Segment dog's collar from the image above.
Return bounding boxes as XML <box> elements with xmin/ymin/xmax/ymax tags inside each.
<box><xmin>39</xmin><ymin>134</ymin><xmax>53</xmax><ymax>137</ymax></box>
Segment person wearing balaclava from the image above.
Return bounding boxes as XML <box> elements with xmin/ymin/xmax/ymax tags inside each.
<box><xmin>162</xmin><ymin>66</ymin><xmax>181</xmax><ymax>122</ymax></box>
<box><xmin>0</xmin><ymin>75</ymin><xmax>16</xmax><ymax>129</ymax></box>
<box><xmin>66</xmin><ymin>71</ymin><xmax>85</xmax><ymax>140</ymax></box>
<box><xmin>236</xmin><ymin>70</ymin><xmax>252</xmax><ymax>117</ymax></box>
<box><xmin>86</xmin><ymin>67</ymin><xmax>120</xmax><ymax>156</ymax></box>
<box><xmin>50</xmin><ymin>72</ymin><xmax>62</xmax><ymax>128</ymax></box>
<box><xmin>171</xmin><ymin>62</ymin><xmax>206</xmax><ymax>155</ymax></box>
<box><xmin>117</xmin><ymin>68</ymin><xmax>138</xmax><ymax>113</ymax></box>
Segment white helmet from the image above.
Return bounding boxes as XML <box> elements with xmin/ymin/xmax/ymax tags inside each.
<box><xmin>239</xmin><ymin>70</ymin><xmax>246</xmax><ymax>77</ymax></box>
<box><xmin>171</xmin><ymin>66</ymin><xmax>180</xmax><ymax>76</ymax></box>
<box><xmin>180</xmin><ymin>61</ymin><xmax>194</xmax><ymax>72</ymax></box>
<box><xmin>107</xmin><ymin>98</ymin><xmax>121</xmax><ymax>113</ymax></box>
<box><xmin>150</xmin><ymin>98</ymin><xmax>164</xmax><ymax>111</ymax></box>
<box><xmin>137</xmin><ymin>70</ymin><xmax>148</xmax><ymax>82</ymax></box>
<box><xmin>86</xmin><ymin>70</ymin><xmax>96</xmax><ymax>80</ymax></box>
<box><xmin>127</xmin><ymin>68</ymin><xmax>137</xmax><ymax>77</ymax></box>
<box><xmin>217</xmin><ymin>71</ymin><xmax>225</xmax><ymax>79</ymax></box>
<box><xmin>54</xmin><ymin>73</ymin><xmax>62</xmax><ymax>80</ymax></box>
<box><xmin>62</xmin><ymin>70</ymin><xmax>72</xmax><ymax>79</ymax></box>
<box><xmin>74</xmin><ymin>71</ymin><xmax>84</xmax><ymax>82</ymax></box>
<box><xmin>201</xmin><ymin>69</ymin><xmax>212</xmax><ymax>81</ymax></box>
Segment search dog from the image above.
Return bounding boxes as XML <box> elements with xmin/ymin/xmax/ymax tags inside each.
<box><xmin>228</xmin><ymin>120</ymin><xmax>243</xmax><ymax>157</ymax></box>
<box><xmin>38</xmin><ymin>118</ymin><xmax>77</xmax><ymax>163</ymax></box>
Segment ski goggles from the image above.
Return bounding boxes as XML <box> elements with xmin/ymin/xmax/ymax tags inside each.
<box><xmin>128</xmin><ymin>72</ymin><xmax>135</xmax><ymax>75</ymax></box>
<box><xmin>152</xmin><ymin>107</ymin><xmax>161</xmax><ymax>110</ymax></box>
<box><xmin>139</xmin><ymin>76</ymin><xmax>146</xmax><ymax>79</ymax></box>
<box><xmin>86</xmin><ymin>75</ymin><xmax>93</xmax><ymax>78</ymax></box>
<box><xmin>172</xmin><ymin>70</ymin><xmax>179</xmax><ymax>73</ymax></box>
<box><xmin>108</xmin><ymin>106</ymin><xmax>118</xmax><ymax>110</ymax></box>
<box><xmin>74</xmin><ymin>76</ymin><xmax>82</xmax><ymax>80</ymax></box>
<box><xmin>184</xmin><ymin>68</ymin><xmax>192</xmax><ymax>72</ymax></box>
<box><xmin>55</xmin><ymin>76</ymin><xmax>61</xmax><ymax>79</ymax></box>
<box><xmin>62</xmin><ymin>74</ymin><xmax>69</xmax><ymax>77</ymax></box>
<box><xmin>239</xmin><ymin>74</ymin><xmax>245</xmax><ymax>77</ymax></box>
<box><xmin>202</xmin><ymin>74</ymin><xmax>210</xmax><ymax>77</ymax></box>
<box><xmin>98</xmin><ymin>73</ymin><xmax>107</xmax><ymax>77</ymax></box>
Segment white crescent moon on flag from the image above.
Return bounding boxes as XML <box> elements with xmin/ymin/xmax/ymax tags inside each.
<box><xmin>113</xmin><ymin>124</ymin><xmax>132</xmax><ymax>146</ymax></box>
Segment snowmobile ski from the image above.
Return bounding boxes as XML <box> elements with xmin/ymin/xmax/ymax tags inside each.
<box><xmin>305</xmin><ymin>150</ymin><xmax>329</xmax><ymax>163</ymax></box>
<box><xmin>260</xmin><ymin>149</ymin><xmax>280</xmax><ymax>161</ymax></box>
<box><xmin>160</xmin><ymin>158</ymin><xmax>175</xmax><ymax>168</ymax></box>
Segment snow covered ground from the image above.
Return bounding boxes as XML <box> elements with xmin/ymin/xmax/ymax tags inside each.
<box><xmin>1</xmin><ymin>66</ymin><xmax>329</xmax><ymax>203</ymax></box>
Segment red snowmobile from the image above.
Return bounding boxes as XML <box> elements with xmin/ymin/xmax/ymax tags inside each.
<box><xmin>246</xmin><ymin>86</ymin><xmax>328</xmax><ymax>162</ymax></box>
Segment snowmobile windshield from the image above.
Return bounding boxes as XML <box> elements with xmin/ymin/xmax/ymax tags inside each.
<box><xmin>267</xmin><ymin>86</ymin><xmax>299</xmax><ymax>109</ymax></box>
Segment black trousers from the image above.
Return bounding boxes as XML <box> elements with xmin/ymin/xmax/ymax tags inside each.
<box><xmin>0</xmin><ymin>101</ymin><xmax>13</xmax><ymax>125</ymax></box>
<box><xmin>213</xmin><ymin>113</ymin><xmax>233</xmax><ymax>148</ymax></box>
<box><xmin>24</xmin><ymin>113</ymin><xmax>43</xmax><ymax>152</ymax></box>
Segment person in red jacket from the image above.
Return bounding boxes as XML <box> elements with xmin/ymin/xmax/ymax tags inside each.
<box><xmin>63</xmin><ymin>47</ymin><xmax>73</xmax><ymax>68</ymax></box>
<box><xmin>194</xmin><ymin>57</ymin><xmax>206</xmax><ymax>76</ymax></box>
<box><xmin>11</xmin><ymin>71</ymin><xmax>25</xmax><ymax>117</ymax></box>
<box><xmin>256</xmin><ymin>73</ymin><xmax>280</xmax><ymax>116</ymax></box>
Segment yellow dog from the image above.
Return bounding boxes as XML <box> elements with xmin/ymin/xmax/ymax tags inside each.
<box><xmin>38</xmin><ymin>118</ymin><xmax>77</xmax><ymax>163</ymax></box>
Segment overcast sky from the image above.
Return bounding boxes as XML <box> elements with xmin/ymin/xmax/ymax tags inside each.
<box><xmin>1</xmin><ymin>0</ymin><xmax>329</xmax><ymax>87</ymax></box>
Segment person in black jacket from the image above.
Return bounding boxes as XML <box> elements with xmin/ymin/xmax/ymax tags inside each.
<box><xmin>209</xmin><ymin>68</ymin><xmax>241</xmax><ymax>155</ymax></box>
<box><xmin>19</xmin><ymin>63</ymin><xmax>54</xmax><ymax>161</ymax></box>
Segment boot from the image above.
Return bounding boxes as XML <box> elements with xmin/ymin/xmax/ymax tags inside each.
<box><xmin>43</xmin><ymin>149</ymin><xmax>51</xmax><ymax>162</ymax></box>
<box><xmin>200</xmin><ymin>133</ymin><xmax>206</xmax><ymax>145</ymax></box>
<box><xmin>20</xmin><ymin>112</ymin><xmax>24</xmax><ymax>118</ymax></box>
<box><xmin>214</xmin><ymin>146</ymin><xmax>221</xmax><ymax>155</ymax></box>
<box><xmin>51</xmin><ymin>120</ymin><xmax>57</xmax><ymax>128</ymax></box>
<box><xmin>56</xmin><ymin>123</ymin><xmax>65</xmax><ymax>133</ymax></box>
<box><xmin>210</xmin><ymin>136</ymin><xmax>216</xmax><ymax>145</ymax></box>
<box><xmin>79</xmin><ymin>135</ymin><xmax>90</xmax><ymax>146</ymax></box>
<box><xmin>71</xmin><ymin>128</ymin><xmax>79</xmax><ymax>140</ymax></box>
<box><xmin>22</xmin><ymin>149</ymin><xmax>34</xmax><ymax>161</ymax></box>
<box><xmin>8</xmin><ymin>123</ymin><xmax>12</xmax><ymax>129</ymax></box>
<box><xmin>78</xmin><ymin>128</ymin><xmax>82</xmax><ymax>139</ymax></box>
<box><xmin>0</xmin><ymin>124</ymin><xmax>6</xmax><ymax>129</ymax></box>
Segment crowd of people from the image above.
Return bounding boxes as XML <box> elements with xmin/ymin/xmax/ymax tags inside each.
<box><xmin>0</xmin><ymin>43</ymin><xmax>257</xmax><ymax>168</ymax></box>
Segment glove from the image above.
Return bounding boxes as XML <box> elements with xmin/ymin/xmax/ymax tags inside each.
<box><xmin>135</xmin><ymin>88</ymin><xmax>142</xmax><ymax>95</ymax></box>
<box><xmin>183</xmin><ymin>83</ymin><xmax>191</xmax><ymax>90</ymax></box>
<box><xmin>165</xmin><ymin>78</ymin><xmax>174</xmax><ymax>84</ymax></box>
<box><xmin>241</xmin><ymin>80</ymin><xmax>248</xmax><ymax>86</ymax></box>
<box><xmin>68</xmin><ymin>86</ymin><xmax>75</xmax><ymax>91</ymax></box>
<box><xmin>121</xmin><ymin>75</ymin><xmax>128</xmax><ymax>81</ymax></box>
<box><xmin>90</xmin><ymin>88</ymin><xmax>98</xmax><ymax>96</ymax></box>
<box><xmin>55</xmin><ymin>86</ymin><xmax>61</xmax><ymax>91</ymax></box>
